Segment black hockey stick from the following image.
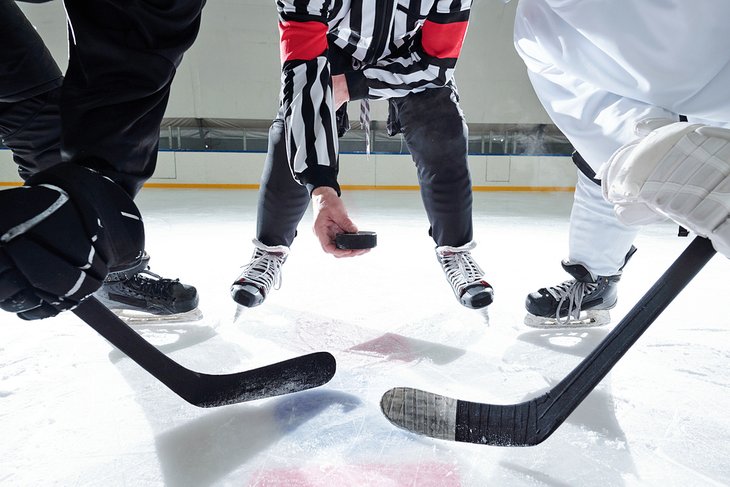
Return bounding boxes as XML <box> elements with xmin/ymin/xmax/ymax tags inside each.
<box><xmin>380</xmin><ymin>236</ymin><xmax>716</xmax><ymax>446</ymax></box>
<box><xmin>73</xmin><ymin>296</ymin><xmax>336</xmax><ymax>407</ymax></box>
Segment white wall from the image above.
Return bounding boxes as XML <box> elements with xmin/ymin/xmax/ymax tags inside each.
<box><xmin>1</xmin><ymin>149</ymin><xmax>576</xmax><ymax>190</ymax></box>
<box><xmin>145</xmin><ymin>152</ymin><xmax>576</xmax><ymax>189</ymax></box>
<box><xmin>17</xmin><ymin>0</ymin><xmax>548</xmax><ymax>124</ymax></box>
<box><xmin>9</xmin><ymin>1</ymin><xmax>569</xmax><ymax>189</ymax></box>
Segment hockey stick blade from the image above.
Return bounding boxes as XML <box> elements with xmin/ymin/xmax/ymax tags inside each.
<box><xmin>381</xmin><ymin>236</ymin><xmax>716</xmax><ymax>446</ymax></box>
<box><xmin>73</xmin><ymin>297</ymin><xmax>336</xmax><ymax>407</ymax></box>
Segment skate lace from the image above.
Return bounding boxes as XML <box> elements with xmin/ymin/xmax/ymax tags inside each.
<box><xmin>546</xmin><ymin>279</ymin><xmax>599</xmax><ymax>323</ymax></box>
<box><xmin>127</xmin><ymin>270</ymin><xmax>179</xmax><ymax>300</ymax></box>
<box><xmin>238</xmin><ymin>248</ymin><xmax>285</xmax><ymax>292</ymax></box>
<box><xmin>438</xmin><ymin>249</ymin><xmax>485</xmax><ymax>295</ymax></box>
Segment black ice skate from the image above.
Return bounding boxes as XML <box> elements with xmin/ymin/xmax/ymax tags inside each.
<box><xmin>231</xmin><ymin>239</ymin><xmax>289</xmax><ymax>308</ymax></box>
<box><xmin>524</xmin><ymin>246</ymin><xmax>636</xmax><ymax>328</ymax></box>
<box><xmin>95</xmin><ymin>253</ymin><xmax>201</xmax><ymax>322</ymax></box>
<box><xmin>436</xmin><ymin>241</ymin><xmax>493</xmax><ymax>310</ymax></box>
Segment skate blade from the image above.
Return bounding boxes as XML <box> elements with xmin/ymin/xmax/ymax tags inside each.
<box><xmin>232</xmin><ymin>305</ymin><xmax>246</xmax><ymax>324</ymax></box>
<box><xmin>478</xmin><ymin>306</ymin><xmax>490</xmax><ymax>325</ymax></box>
<box><xmin>523</xmin><ymin>309</ymin><xmax>610</xmax><ymax>329</ymax></box>
<box><xmin>110</xmin><ymin>307</ymin><xmax>204</xmax><ymax>324</ymax></box>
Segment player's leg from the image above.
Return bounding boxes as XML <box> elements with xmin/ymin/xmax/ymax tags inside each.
<box><xmin>231</xmin><ymin>117</ymin><xmax>311</xmax><ymax>307</ymax></box>
<box><xmin>525</xmin><ymin>170</ymin><xmax>639</xmax><ymax>327</ymax></box>
<box><xmin>0</xmin><ymin>0</ymin><xmax>63</xmax><ymax>179</ymax></box>
<box><xmin>394</xmin><ymin>85</ymin><xmax>493</xmax><ymax>309</ymax></box>
<box><xmin>3</xmin><ymin>1</ymin><xmax>202</xmax><ymax>320</ymax></box>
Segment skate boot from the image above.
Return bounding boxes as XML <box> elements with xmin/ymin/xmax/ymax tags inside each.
<box><xmin>95</xmin><ymin>253</ymin><xmax>200</xmax><ymax>322</ymax></box>
<box><xmin>436</xmin><ymin>241</ymin><xmax>493</xmax><ymax>309</ymax></box>
<box><xmin>231</xmin><ymin>239</ymin><xmax>289</xmax><ymax>308</ymax></box>
<box><xmin>524</xmin><ymin>246</ymin><xmax>637</xmax><ymax>328</ymax></box>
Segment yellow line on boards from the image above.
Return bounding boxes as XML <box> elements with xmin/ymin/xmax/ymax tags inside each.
<box><xmin>140</xmin><ymin>183</ymin><xmax>577</xmax><ymax>192</ymax></box>
<box><xmin>352</xmin><ymin>185</ymin><xmax>575</xmax><ymax>192</ymax></box>
<box><xmin>142</xmin><ymin>182</ymin><xmax>260</xmax><ymax>190</ymax></box>
<box><xmin>338</xmin><ymin>185</ymin><xmax>575</xmax><ymax>192</ymax></box>
<box><xmin>473</xmin><ymin>185</ymin><xmax>575</xmax><ymax>192</ymax></box>
<box><xmin>0</xmin><ymin>181</ymin><xmax>575</xmax><ymax>192</ymax></box>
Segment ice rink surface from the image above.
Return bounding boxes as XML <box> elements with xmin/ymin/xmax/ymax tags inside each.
<box><xmin>1</xmin><ymin>188</ymin><xmax>728</xmax><ymax>486</ymax></box>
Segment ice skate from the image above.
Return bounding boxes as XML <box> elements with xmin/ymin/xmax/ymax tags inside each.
<box><xmin>95</xmin><ymin>253</ymin><xmax>201</xmax><ymax>323</ymax></box>
<box><xmin>436</xmin><ymin>241</ymin><xmax>493</xmax><ymax>309</ymax></box>
<box><xmin>231</xmin><ymin>239</ymin><xmax>289</xmax><ymax>308</ymax></box>
<box><xmin>524</xmin><ymin>246</ymin><xmax>636</xmax><ymax>328</ymax></box>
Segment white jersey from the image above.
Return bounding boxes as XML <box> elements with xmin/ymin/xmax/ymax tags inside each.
<box><xmin>514</xmin><ymin>0</ymin><xmax>730</xmax><ymax>171</ymax></box>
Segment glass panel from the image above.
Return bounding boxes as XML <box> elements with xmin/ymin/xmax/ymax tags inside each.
<box><xmin>159</xmin><ymin>121</ymin><xmax>574</xmax><ymax>156</ymax></box>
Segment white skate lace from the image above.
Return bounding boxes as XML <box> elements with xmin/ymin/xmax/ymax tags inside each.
<box><xmin>237</xmin><ymin>247</ymin><xmax>287</xmax><ymax>293</ymax></box>
<box><xmin>437</xmin><ymin>242</ymin><xmax>485</xmax><ymax>296</ymax></box>
<box><xmin>546</xmin><ymin>279</ymin><xmax>599</xmax><ymax>323</ymax></box>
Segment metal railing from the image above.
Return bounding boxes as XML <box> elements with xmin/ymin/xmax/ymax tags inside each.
<box><xmin>158</xmin><ymin>120</ymin><xmax>574</xmax><ymax>156</ymax></box>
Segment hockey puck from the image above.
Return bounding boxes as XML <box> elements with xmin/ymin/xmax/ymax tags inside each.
<box><xmin>335</xmin><ymin>231</ymin><xmax>377</xmax><ymax>250</ymax></box>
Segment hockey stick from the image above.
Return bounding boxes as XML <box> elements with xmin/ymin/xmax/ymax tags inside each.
<box><xmin>73</xmin><ymin>296</ymin><xmax>336</xmax><ymax>407</ymax></box>
<box><xmin>380</xmin><ymin>236</ymin><xmax>716</xmax><ymax>446</ymax></box>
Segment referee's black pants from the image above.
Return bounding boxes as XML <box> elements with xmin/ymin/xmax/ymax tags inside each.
<box><xmin>256</xmin><ymin>84</ymin><xmax>474</xmax><ymax>249</ymax></box>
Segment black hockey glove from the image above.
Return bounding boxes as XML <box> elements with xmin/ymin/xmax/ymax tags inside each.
<box><xmin>0</xmin><ymin>162</ymin><xmax>145</xmax><ymax>320</ymax></box>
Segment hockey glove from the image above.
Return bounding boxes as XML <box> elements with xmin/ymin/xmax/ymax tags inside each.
<box><xmin>0</xmin><ymin>162</ymin><xmax>145</xmax><ymax>320</ymax></box>
<box><xmin>602</xmin><ymin>118</ymin><xmax>730</xmax><ymax>258</ymax></box>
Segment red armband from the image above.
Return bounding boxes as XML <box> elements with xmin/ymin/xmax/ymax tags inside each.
<box><xmin>421</xmin><ymin>20</ymin><xmax>468</xmax><ymax>59</ymax></box>
<box><xmin>279</xmin><ymin>20</ymin><xmax>328</xmax><ymax>62</ymax></box>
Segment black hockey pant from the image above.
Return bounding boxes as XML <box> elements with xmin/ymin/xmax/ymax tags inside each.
<box><xmin>256</xmin><ymin>85</ymin><xmax>474</xmax><ymax>248</ymax></box>
<box><xmin>0</xmin><ymin>0</ymin><xmax>205</xmax><ymax>197</ymax></box>
<box><xmin>0</xmin><ymin>0</ymin><xmax>63</xmax><ymax>180</ymax></box>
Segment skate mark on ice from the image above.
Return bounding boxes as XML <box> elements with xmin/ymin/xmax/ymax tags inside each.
<box><xmin>234</xmin><ymin>305</ymin><xmax>374</xmax><ymax>353</ymax></box>
<box><xmin>107</xmin><ymin>322</ymin><xmax>220</xmax><ymax>364</ymax></box>
<box><xmin>154</xmin><ymin>389</ymin><xmax>356</xmax><ymax>486</ymax></box>
<box><xmin>498</xmin><ymin>462</ymin><xmax>574</xmax><ymax>487</ymax></box>
<box><xmin>272</xmin><ymin>389</ymin><xmax>362</xmax><ymax>434</ymax></box>
<box><xmin>538</xmin><ymin>375</ymin><xmax>629</xmax><ymax>443</ymax></box>
<box><xmin>512</xmin><ymin>329</ymin><xmax>610</xmax><ymax>360</ymax></box>
<box><xmin>250</xmin><ymin>461</ymin><xmax>461</xmax><ymax>487</ymax></box>
<box><xmin>242</xmin><ymin>304</ymin><xmax>487</xmax><ymax>357</ymax></box>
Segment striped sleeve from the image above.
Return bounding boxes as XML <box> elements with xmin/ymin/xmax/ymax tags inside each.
<box><xmin>277</xmin><ymin>0</ymin><xmax>340</xmax><ymax>195</ymax></box>
<box><xmin>359</xmin><ymin>0</ymin><xmax>471</xmax><ymax>100</ymax></box>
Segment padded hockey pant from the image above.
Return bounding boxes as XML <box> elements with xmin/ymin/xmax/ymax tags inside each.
<box><xmin>569</xmin><ymin>172</ymin><xmax>639</xmax><ymax>276</ymax></box>
<box><xmin>0</xmin><ymin>0</ymin><xmax>204</xmax><ymax>197</ymax></box>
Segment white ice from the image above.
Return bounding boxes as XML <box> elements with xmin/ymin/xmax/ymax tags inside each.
<box><xmin>1</xmin><ymin>189</ymin><xmax>728</xmax><ymax>486</ymax></box>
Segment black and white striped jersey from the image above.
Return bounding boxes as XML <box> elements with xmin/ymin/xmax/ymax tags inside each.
<box><xmin>277</xmin><ymin>0</ymin><xmax>472</xmax><ymax>194</ymax></box>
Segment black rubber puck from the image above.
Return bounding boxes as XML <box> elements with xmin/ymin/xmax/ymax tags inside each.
<box><xmin>335</xmin><ymin>231</ymin><xmax>377</xmax><ymax>250</ymax></box>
